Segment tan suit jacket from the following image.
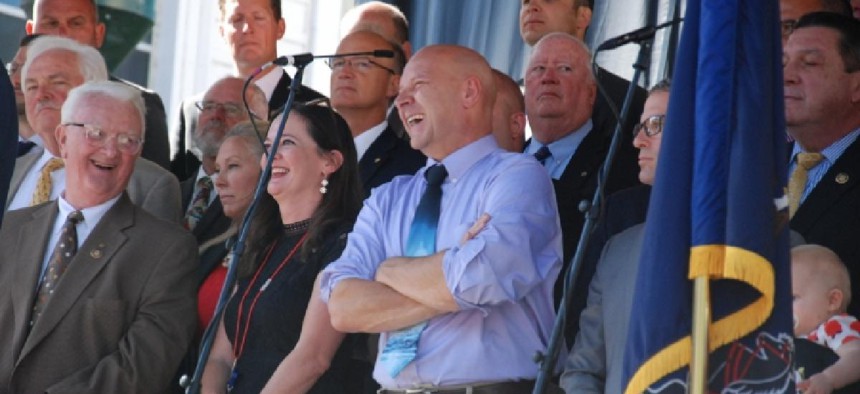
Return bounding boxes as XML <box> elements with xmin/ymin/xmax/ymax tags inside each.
<box><xmin>0</xmin><ymin>194</ymin><xmax>198</xmax><ymax>393</ymax></box>
<box><xmin>6</xmin><ymin>153</ymin><xmax>182</xmax><ymax>223</ymax></box>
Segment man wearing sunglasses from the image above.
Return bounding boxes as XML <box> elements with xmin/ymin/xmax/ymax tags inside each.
<box><xmin>330</xmin><ymin>31</ymin><xmax>425</xmax><ymax>199</ymax></box>
<box><xmin>5</xmin><ymin>35</ymin><xmax>180</xmax><ymax>224</ymax></box>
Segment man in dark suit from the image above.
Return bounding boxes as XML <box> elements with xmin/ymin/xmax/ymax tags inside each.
<box><xmin>0</xmin><ymin>80</ymin><xmax>197</xmax><ymax>394</ymax></box>
<box><xmin>178</xmin><ymin>77</ymin><xmax>267</xmax><ymax>246</ymax></box>
<box><xmin>784</xmin><ymin>12</ymin><xmax>860</xmax><ymax>318</ymax></box>
<box><xmin>520</xmin><ymin>0</ymin><xmax>648</xmax><ymax>142</ymax></box>
<box><xmin>340</xmin><ymin>1</ymin><xmax>414</xmax><ymax>139</ymax></box>
<box><xmin>171</xmin><ymin>0</ymin><xmax>325</xmax><ymax>181</ymax></box>
<box><xmin>26</xmin><ymin>0</ymin><xmax>171</xmax><ymax>170</ymax></box>
<box><xmin>0</xmin><ymin>60</ymin><xmax>17</xmax><ymax>227</ymax></box>
<box><xmin>524</xmin><ymin>33</ymin><xmax>641</xmax><ymax>310</ymax></box>
<box><xmin>561</xmin><ymin>82</ymin><xmax>669</xmax><ymax>393</ymax></box>
<box><xmin>330</xmin><ymin>30</ymin><xmax>425</xmax><ymax>199</ymax></box>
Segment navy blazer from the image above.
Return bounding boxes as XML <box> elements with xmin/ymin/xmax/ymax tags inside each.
<box><xmin>358</xmin><ymin>124</ymin><xmax>426</xmax><ymax>199</ymax></box>
<box><xmin>790</xmin><ymin>136</ymin><xmax>860</xmax><ymax>318</ymax></box>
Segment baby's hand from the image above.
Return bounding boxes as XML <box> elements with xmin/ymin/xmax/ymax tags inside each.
<box><xmin>798</xmin><ymin>372</ymin><xmax>835</xmax><ymax>394</ymax></box>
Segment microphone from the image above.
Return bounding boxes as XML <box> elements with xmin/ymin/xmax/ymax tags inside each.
<box><xmin>271</xmin><ymin>49</ymin><xmax>395</xmax><ymax>66</ymax></box>
<box><xmin>596</xmin><ymin>18</ymin><xmax>684</xmax><ymax>51</ymax></box>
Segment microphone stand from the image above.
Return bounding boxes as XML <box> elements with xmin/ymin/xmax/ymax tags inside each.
<box><xmin>532</xmin><ymin>36</ymin><xmax>654</xmax><ymax>394</ymax></box>
<box><xmin>183</xmin><ymin>58</ymin><xmax>312</xmax><ymax>394</ymax></box>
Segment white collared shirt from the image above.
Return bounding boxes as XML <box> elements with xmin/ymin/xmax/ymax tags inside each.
<box><xmin>254</xmin><ymin>67</ymin><xmax>284</xmax><ymax>102</ymax></box>
<box><xmin>8</xmin><ymin>150</ymin><xmax>66</xmax><ymax>211</ymax></box>
<box><xmin>354</xmin><ymin>120</ymin><xmax>388</xmax><ymax>161</ymax></box>
<box><xmin>38</xmin><ymin>194</ymin><xmax>121</xmax><ymax>287</ymax></box>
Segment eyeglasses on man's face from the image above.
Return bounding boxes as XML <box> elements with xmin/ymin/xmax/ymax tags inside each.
<box><xmin>195</xmin><ymin>101</ymin><xmax>249</xmax><ymax>119</ymax></box>
<box><xmin>633</xmin><ymin>115</ymin><xmax>666</xmax><ymax>138</ymax></box>
<box><xmin>327</xmin><ymin>56</ymin><xmax>396</xmax><ymax>75</ymax></box>
<box><xmin>63</xmin><ymin>123</ymin><xmax>144</xmax><ymax>154</ymax></box>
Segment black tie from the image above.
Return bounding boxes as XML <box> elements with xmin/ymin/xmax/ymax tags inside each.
<box><xmin>17</xmin><ymin>140</ymin><xmax>36</xmax><ymax>157</ymax></box>
<box><xmin>534</xmin><ymin>146</ymin><xmax>552</xmax><ymax>165</ymax></box>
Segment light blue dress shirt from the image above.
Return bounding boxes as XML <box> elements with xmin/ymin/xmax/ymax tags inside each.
<box><xmin>524</xmin><ymin>119</ymin><xmax>593</xmax><ymax>180</ymax></box>
<box><xmin>321</xmin><ymin>135</ymin><xmax>563</xmax><ymax>389</ymax></box>
<box><xmin>789</xmin><ymin>129</ymin><xmax>860</xmax><ymax>204</ymax></box>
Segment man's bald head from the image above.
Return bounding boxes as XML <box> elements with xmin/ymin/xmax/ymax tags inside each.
<box><xmin>491</xmin><ymin>69</ymin><xmax>526</xmax><ymax>152</ymax></box>
<box><xmin>341</xmin><ymin>1</ymin><xmax>411</xmax><ymax>59</ymax></box>
<box><xmin>396</xmin><ymin>45</ymin><xmax>495</xmax><ymax>160</ymax></box>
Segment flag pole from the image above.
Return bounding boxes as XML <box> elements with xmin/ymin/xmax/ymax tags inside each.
<box><xmin>689</xmin><ymin>275</ymin><xmax>710</xmax><ymax>393</ymax></box>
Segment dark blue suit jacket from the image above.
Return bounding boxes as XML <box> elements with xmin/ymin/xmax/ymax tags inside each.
<box><xmin>358</xmin><ymin>123</ymin><xmax>426</xmax><ymax>199</ymax></box>
<box><xmin>0</xmin><ymin>57</ymin><xmax>18</xmax><ymax>227</ymax></box>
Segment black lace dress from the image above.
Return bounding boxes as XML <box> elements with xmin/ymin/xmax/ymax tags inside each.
<box><xmin>223</xmin><ymin>221</ymin><xmax>354</xmax><ymax>393</ymax></box>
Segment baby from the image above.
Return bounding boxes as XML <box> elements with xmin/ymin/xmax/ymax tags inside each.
<box><xmin>792</xmin><ymin>245</ymin><xmax>860</xmax><ymax>393</ymax></box>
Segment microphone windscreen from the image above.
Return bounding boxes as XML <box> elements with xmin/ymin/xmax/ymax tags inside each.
<box><xmin>372</xmin><ymin>50</ymin><xmax>395</xmax><ymax>58</ymax></box>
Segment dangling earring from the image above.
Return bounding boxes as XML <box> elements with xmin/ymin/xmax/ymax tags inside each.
<box><xmin>320</xmin><ymin>178</ymin><xmax>329</xmax><ymax>194</ymax></box>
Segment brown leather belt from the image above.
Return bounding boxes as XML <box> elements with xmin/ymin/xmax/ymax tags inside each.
<box><xmin>377</xmin><ymin>380</ymin><xmax>548</xmax><ymax>394</ymax></box>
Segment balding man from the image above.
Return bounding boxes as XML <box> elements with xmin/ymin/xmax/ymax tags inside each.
<box><xmin>341</xmin><ymin>1</ymin><xmax>413</xmax><ymax>139</ymax></box>
<box><xmin>491</xmin><ymin>69</ymin><xmax>526</xmax><ymax>152</ymax></box>
<box><xmin>322</xmin><ymin>44</ymin><xmax>562</xmax><ymax>392</ymax></box>
<box><xmin>341</xmin><ymin>1</ymin><xmax>413</xmax><ymax>59</ymax></box>
<box><xmin>171</xmin><ymin>0</ymin><xmax>326</xmax><ymax>181</ymax></box>
<box><xmin>6</xmin><ymin>36</ymin><xmax>181</xmax><ymax>223</ymax></box>
<box><xmin>520</xmin><ymin>0</ymin><xmax>647</xmax><ymax>141</ymax></box>
<box><xmin>179</xmin><ymin>77</ymin><xmax>267</xmax><ymax>247</ymax></box>
<box><xmin>26</xmin><ymin>0</ymin><xmax>171</xmax><ymax>169</ymax></box>
<box><xmin>330</xmin><ymin>31</ymin><xmax>425</xmax><ymax>198</ymax></box>
<box><xmin>524</xmin><ymin>33</ymin><xmax>640</xmax><ymax>317</ymax></box>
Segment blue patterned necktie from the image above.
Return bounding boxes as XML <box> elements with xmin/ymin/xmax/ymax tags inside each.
<box><xmin>183</xmin><ymin>176</ymin><xmax>213</xmax><ymax>230</ymax></box>
<box><xmin>533</xmin><ymin>145</ymin><xmax>552</xmax><ymax>165</ymax></box>
<box><xmin>379</xmin><ymin>164</ymin><xmax>447</xmax><ymax>377</ymax></box>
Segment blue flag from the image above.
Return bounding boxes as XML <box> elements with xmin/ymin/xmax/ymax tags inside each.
<box><xmin>622</xmin><ymin>0</ymin><xmax>794</xmax><ymax>392</ymax></box>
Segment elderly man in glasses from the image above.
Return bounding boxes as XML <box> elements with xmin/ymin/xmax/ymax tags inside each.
<box><xmin>175</xmin><ymin>77</ymin><xmax>267</xmax><ymax>241</ymax></box>
<box><xmin>5</xmin><ymin>35</ymin><xmax>180</xmax><ymax>223</ymax></box>
<box><xmin>0</xmin><ymin>79</ymin><xmax>198</xmax><ymax>394</ymax></box>
<box><xmin>330</xmin><ymin>30</ymin><xmax>425</xmax><ymax>199</ymax></box>
<box><xmin>560</xmin><ymin>80</ymin><xmax>670</xmax><ymax>394</ymax></box>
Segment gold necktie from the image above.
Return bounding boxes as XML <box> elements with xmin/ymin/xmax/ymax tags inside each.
<box><xmin>788</xmin><ymin>152</ymin><xmax>824</xmax><ymax>217</ymax></box>
<box><xmin>31</xmin><ymin>158</ymin><xmax>65</xmax><ymax>206</ymax></box>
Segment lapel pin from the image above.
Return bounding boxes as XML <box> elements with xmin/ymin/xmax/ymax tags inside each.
<box><xmin>835</xmin><ymin>173</ymin><xmax>849</xmax><ymax>184</ymax></box>
<box><xmin>580</xmin><ymin>171</ymin><xmax>588</xmax><ymax>177</ymax></box>
<box><xmin>90</xmin><ymin>249</ymin><xmax>102</xmax><ymax>259</ymax></box>
<box><xmin>374</xmin><ymin>157</ymin><xmax>382</xmax><ymax>164</ymax></box>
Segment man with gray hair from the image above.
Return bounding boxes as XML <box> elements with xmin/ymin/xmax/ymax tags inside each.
<box><xmin>524</xmin><ymin>32</ymin><xmax>640</xmax><ymax>343</ymax></box>
<box><xmin>5</xmin><ymin>35</ymin><xmax>181</xmax><ymax>223</ymax></box>
<box><xmin>26</xmin><ymin>0</ymin><xmax>171</xmax><ymax>169</ymax></box>
<box><xmin>0</xmin><ymin>80</ymin><xmax>197</xmax><ymax>393</ymax></box>
<box><xmin>179</xmin><ymin>76</ymin><xmax>267</xmax><ymax>248</ymax></box>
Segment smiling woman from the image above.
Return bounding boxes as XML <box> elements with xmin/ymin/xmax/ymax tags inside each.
<box><xmin>201</xmin><ymin>102</ymin><xmax>366</xmax><ymax>393</ymax></box>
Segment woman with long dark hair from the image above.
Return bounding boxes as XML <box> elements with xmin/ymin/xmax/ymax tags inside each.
<box><xmin>201</xmin><ymin>103</ymin><xmax>363</xmax><ymax>393</ymax></box>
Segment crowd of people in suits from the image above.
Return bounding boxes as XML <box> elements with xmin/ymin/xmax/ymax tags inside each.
<box><xmin>1</xmin><ymin>0</ymin><xmax>860</xmax><ymax>392</ymax></box>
